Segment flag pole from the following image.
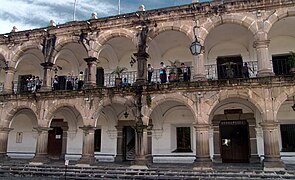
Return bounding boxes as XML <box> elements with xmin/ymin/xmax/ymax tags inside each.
<box><xmin>73</xmin><ymin>0</ymin><xmax>78</xmax><ymax>20</ymax></box>
<box><xmin>118</xmin><ymin>0</ymin><xmax>121</xmax><ymax>15</ymax></box>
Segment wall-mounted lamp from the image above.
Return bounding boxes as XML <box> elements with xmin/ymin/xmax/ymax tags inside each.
<box><xmin>190</xmin><ymin>26</ymin><xmax>202</xmax><ymax>56</ymax></box>
<box><xmin>130</xmin><ymin>56</ymin><xmax>136</xmax><ymax>67</ymax></box>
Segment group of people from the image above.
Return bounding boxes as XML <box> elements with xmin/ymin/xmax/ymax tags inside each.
<box><xmin>52</xmin><ymin>72</ymin><xmax>85</xmax><ymax>91</ymax></box>
<box><xmin>148</xmin><ymin>62</ymin><xmax>190</xmax><ymax>84</ymax></box>
<box><xmin>25</xmin><ymin>76</ymin><xmax>42</xmax><ymax>93</ymax></box>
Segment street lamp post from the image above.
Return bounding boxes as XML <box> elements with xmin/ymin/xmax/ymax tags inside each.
<box><xmin>133</xmin><ymin>5</ymin><xmax>150</xmax><ymax>166</ymax></box>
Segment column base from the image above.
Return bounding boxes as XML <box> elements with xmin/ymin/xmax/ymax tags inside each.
<box><xmin>193</xmin><ymin>74</ymin><xmax>206</xmax><ymax>81</ymax></box>
<box><xmin>39</xmin><ymin>86</ymin><xmax>52</xmax><ymax>92</ymax></box>
<box><xmin>1</xmin><ymin>89</ymin><xmax>13</xmax><ymax>95</ymax></box>
<box><xmin>257</xmin><ymin>70</ymin><xmax>275</xmax><ymax>77</ymax></box>
<box><xmin>83</xmin><ymin>83</ymin><xmax>96</xmax><ymax>89</ymax></box>
<box><xmin>263</xmin><ymin>157</ymin><xmax>285</xmax><ymax>171</ymax></box>
<box><xmin>115</xmin><ymin>154</ymin><xmax>124</xmax><ymax>162</ymax></box>
<box><xmin>30</xmin><ymin>154</ymin><xmax>50</xmax><ymax>165</ymax></box>
<box><xmin>194</xmin><ymin>157</ymin><xmax>212</xmax><ymax>170</ymax></box>
<box><xmin>250</xmin><ymin>154</ymin><xmax>261</xmax><ymax>163</ymax></box>
<box><xmin>76</xmin><ymin>155</ymin><xmax>96</xmax><ymax>166</ymax></box>
<box><xmin>134</xmin><ymin>155</ymin><xmax>149</xmax><ymax>166</ymax></box>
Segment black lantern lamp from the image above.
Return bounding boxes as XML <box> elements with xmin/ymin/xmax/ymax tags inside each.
<box><xmin>190</xmin><ymin>26</ymin><xmax>202</xmax><ymax>56</ymax></box>
<box><xmin>292</xmin><ymin>96</ymin><xmax>295</xmax><ymax>111</ymax></box>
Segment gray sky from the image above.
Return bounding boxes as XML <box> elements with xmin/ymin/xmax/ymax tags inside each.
<box><xmin>0</xmin><ymin>0</ymin><xmax>209</xmax><ymax>34</ymax></box>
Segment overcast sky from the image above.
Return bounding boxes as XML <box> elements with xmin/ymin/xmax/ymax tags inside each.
<box><xmin>0</xmin><ymin>0</ymin><xmax>210</xmax><ymax>34</ymax></box>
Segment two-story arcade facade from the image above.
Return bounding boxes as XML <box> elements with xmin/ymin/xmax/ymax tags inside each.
<box><xmin>0</xmin><ymin>0</ymin><xmax>295</xmax><ymax>170</ymax></box>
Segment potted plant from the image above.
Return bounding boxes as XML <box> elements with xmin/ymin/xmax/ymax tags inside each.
<box><xmin>111</xmin><ymin>66</ymin><xmax>128</xmax><ymax>86</ymax></box>
<box><xmin>288</xmin><ymin>51</ymin><xmax>295</xmax><ymax>74</ymax></box>
<box><xmin>168</xmin><ymin>60</ymin><xmax>180</xmax><ymax>82</ymax></box>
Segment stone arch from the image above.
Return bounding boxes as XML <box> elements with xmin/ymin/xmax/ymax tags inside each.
<box><xmin>148</xmin><ymin>24</ymin><xmax>193</xmax><ymax>44</ymax></box>
<box><xmin>264</xmin><ymin>8</ymin><xmax>295</xmax><ymax>34</ymax></box>
<box><xmin>11</xmin><ymin>41</ymin><xmax>42</xmax><ymax>63</ymax></box>
<box><xmin>0</xmin><ymin>47</ymin><xmax>10</xmax><ymax>62</ymax></box>
<box><xmin>44</xmin><ymin>102</ymin><xmax>84</xmax><ymax>127</ymax></box>
<box><xmin>144</xmin><ymin>93</ymin><xmax>197</xmax><ymax>124</ymax></box>
<box><xmin>93</xmin><ymin>96</ymin><xmax>134</xmax><ymax>125</ymax></box>
<box><xmin>95</xmin><ymin>28</ymin><xmax>137</xmax><ymax>55</ymax></box>
<box><xmin>208</xmin><ymin>89</ymin><xmax>264</xmax><ymax>121</ymax></box>
<box><xmin>200</xmin><ymin>14</ymin><xmax>257</xmax><ymax>44</ymax></box>
<box><xmin>51</xmin><ymin>37</ymin><xmax>82</xmax><ymax>63</ymax></box>
<box><xmin>273</xmin><ymin>87</ymin><xmax>295</xmax><ymax>115</ymax></box>
<box><xmin>2</xmin><ymin>104</ymin><xmax>38</xmax><ymax>128</ymax></box>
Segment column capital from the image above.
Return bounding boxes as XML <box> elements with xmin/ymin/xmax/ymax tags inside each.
<box><xmin>0</xmin><ymin>127</ymin><xmax>13</xmax><ymax>132</ymax></box>
<box><xmin>260</xmin><ymin>122</ymin><xmax>279</xmax><ymax>130</ymax></box>
<box><xmin>33</xmin><ymin>126</ymin><xmax>51</xmax><ymax>133</ymax></box>
<box><xmin>40</xmin><ymin>62</ymin><xmax>54</xmax><ymax>69</ymax></box>
<box><xmin>253</xmin><ymin>40</ymin><xmax>270</xmax><ymax>48</ymax></box>
<box><xmin>84</xmin><ymin>56</ymin><xmax>98</xmax><ymax>63</ymax></box>
<box><xmin>194</xmin><ymin>124</ymin><xmax>210</xmax><ymax>131</ymax></box>
<box><xmin>79</xmin><ymin>125</ymin><xmax>96</xmax><ymax>133</ymax></box>
<box><xmin>3</xmin><ymin>67</ymin><xmax>16</xmax><ymax>73</ymax></box>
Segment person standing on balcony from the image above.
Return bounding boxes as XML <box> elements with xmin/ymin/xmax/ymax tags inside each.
<box><xmin>160</xmin><ymin>62</ymin><xmax>167</xmax><ymax>83</ymax></box>
<box><xmin>242</xmin><ymin>62</ymin><xmax>252</xmax><ymax>78</ymax></box>
<box><xmin>181</xmin><ymin>63</ymin><xmax>189</xmax><ymax>82</ymax></box>
<box><xmin>147</xmin><ymin>64</ymin><xmax>154</xmax><ymax>84</ymax></box>
<box><xmin>31</xmin><ymin>76</ymin><xmax>36</xmax><ymax>93</ymax></box>
<box><xmin>66</xmin><ymin>73</ymin><xmax>73</xmax><ymax>90</ymax></box>
<box><xmin>53</xmin><ymin>75</ymin><xmax>59</xmax><ymax>90</ymax></box>
<box><xmin>78</xmin><ymin>71</ymin><xmax>84</xmax><ymax>90</ymax></box>
<box><xmin>35</xmin><ymin>76</ymin><xmax>42</xmax><ymax>92</ymax></box>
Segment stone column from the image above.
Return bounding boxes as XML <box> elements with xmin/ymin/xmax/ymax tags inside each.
<box><xmin>194</xmin><ymin>124</ymin><xmax>212</xmax><ymax>169</ymax></box>
<box><xmin>0</xmin><ymin>127</ymin><xmax>13</xmax><ymax>159</ymax></box>
<box><xmin>115</xmin><ymin>126</ymin><xmax>124</xmax><ymax>162</ymax></box>
<box><xmin>77</xmin><ymin>126</ymin><xmax>96</xmax><ymax>165</ymax></box>
<box><xmin>254</xmin><ymin>40</ymin><xmax>274</xmax><ymax>77</ymax></box>
<box><xmin>146</xmin><ymin>121</ymin><xmax>153</xmax><ymax>163</ymax></box>
<box><xmin>192</xmin><ymin>51</ymin><xmax>206</xmax><ymax>81</ymax></box>
<box><xmin>31</xmin><ymin>126</ymin><xmax>50</xmax><ymax>164</ymax></box>
<box><xmin>40</xmin><ymin>62</ymin><xmax>54</xmax><ymax>91</ymax></box>
<box><xmin>134</xmin><ymin>121</ymin><xmax>148</xmax><ymax>166</ymax></box>
<box><xmin>84</xmin><ymin>57</ymin><xmax>98</xmax><ymax>89</ymax></box>
<box><xmin>260</xmin><ymin>122</ymin><xmax>285</xmax><ymax>170</ymax></box>
<box><xmin>3</xmin><ymin>67</ymin><xmax>16</xmax><ymax>94</ymax></box>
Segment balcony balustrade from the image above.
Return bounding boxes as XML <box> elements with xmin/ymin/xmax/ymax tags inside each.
<box><xmin>1</xmin><ymin>60</ymin><xmax>294</xmax><ymax>94</ymax></box>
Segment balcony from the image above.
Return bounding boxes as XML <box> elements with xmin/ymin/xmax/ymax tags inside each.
<box><xmin>1</xmin><ymin>60</ymin><xmax>295</xmax><ymax>94</ymax></box>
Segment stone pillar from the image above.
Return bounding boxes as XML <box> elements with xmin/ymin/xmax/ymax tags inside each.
<box><xmin>260</xmin><ymin>122</ymin><xmax>285</xmax><ymax>170</ymax></box>
<box><xmin>134</xmin><ymin>121</ymin><xmax>148</xmax><ymax>166</ymax></box>
<box><xmin>31</xmin><ymin>126</ymin><xmax>50</xmax><ymax>164</ymax></box>
<box><xmin>192</xmin><ymin>51</ymin><xmax>206</xmax><ymax>81</ymax></box>
<box><xmin>40</xmin><ymin>62</ymin><xmax>54</xmax><ymax>91</ymax></box>
<box><xmin>84</xmin><ymin>57</ymin><xmax>98</xmax><ymax>89</ymax></box>
<box><xmin>77</xmin><ymin>126</ymin><xmax>96</xmax><ymax>165</ymax></box>
<box><xmin>3</xmin><ymin>67</ymin><xmax>16</xmax><ymax>94</ymax></box>
<box><xmin>115</xmin><ymin>126</ymin><xmax>124</xmax><ymax>162</ymax></box>
<box><xmin>194</xmin><ymin>124</ymin><xmax>212</xmax><ymax>169</ymax></box>
<box><xmin>0</xmin><ymin>127</ymin><xmax>13</xmax><ymax>159</ymax></box>
<box><xmin>146</xmin><ymin>121</ymin><xmax>153</xmax><ymax>163</ymax></box>
<box><xmin>254</xmin><ymin>40</ymin><xmax>274</xmax><ymax>77</ymax></box>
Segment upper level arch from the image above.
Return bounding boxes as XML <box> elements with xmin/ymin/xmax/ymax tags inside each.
<box><xmin>11</xmin><ymin>41</ymin><xmax>42</xmax><ymax>63</ymax></box>
<box><xmin>200</xmin><ymin>14</ymin><xmax>257</xmax><ymax>44</ymax></box>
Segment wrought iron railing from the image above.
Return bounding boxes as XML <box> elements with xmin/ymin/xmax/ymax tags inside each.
<box><xmin>8</xmin><ymin>59</ymin><xmax>295</xmax><ymax>94</ymax></box>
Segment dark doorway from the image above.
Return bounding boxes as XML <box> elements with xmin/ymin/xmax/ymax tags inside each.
<box><xmin>123</xmin><ymin>126</ymin><xmax>135</xmax><ymax>161</ymax></box>
<box><xmin>219</xmin><ymin>120</ymin><xmax>250</xmax><ymax>163</ymax></box>
<box><xmin>48</xmin><ymin>127</ymin><xmax>63</xmax><ymax>158</ymax></box>
<box><xmin>272</xmin><ymin>54</ymin><xmax>291</xmax><ymax>75</ymax></box>
<box><xmin>217</xmin><ymin>56</ymin><xmax>243</xmax><ymax>79</ymax></box>
<box><xmin>18</xmin><ymin>74</ymin><xmax>32</xmax><ymax>93</ymax></box>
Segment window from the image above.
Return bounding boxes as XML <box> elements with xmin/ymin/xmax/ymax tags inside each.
<box><xmin>94</xmin><ymin>129</ymin><xmax>101</xmax><ymax>152</ymax></box>
<box><xmin>173</xmin><ymin>127</ymin><xmax>192</xmax><ymax>152</ymax></box>
<box><xmin>281</xmin><ymin>124</ymin><xmax>295</xmax><ymax>152</ymax></box>
<box><xmin>272</xmin><ymin>54</ymin><xmax>291</xmax><ymax>75</ymax></box>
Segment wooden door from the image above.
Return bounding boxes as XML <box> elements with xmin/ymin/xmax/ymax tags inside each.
<box><xmin>220</xmin><ymin>120</ymin><xmax>250</xmax><ymax>163</ymax></box>
<box><xmin>47</xmin><ymin>127</ymin><xmax>63</xmax><ymax>158</ymax></box>
<box><xmin>217</xmin><ymin>56</ymin><xmax>243</xmax><ymax>79</ymax></box>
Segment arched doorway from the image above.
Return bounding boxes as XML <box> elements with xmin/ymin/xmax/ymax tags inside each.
<box><xmin>47</xmin><ymin>119</ymin><xmax>68</xmax><ymax>159</ymax></box>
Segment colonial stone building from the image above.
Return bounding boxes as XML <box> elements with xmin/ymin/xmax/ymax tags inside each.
<box><xmin>0</xmin><ymin>0</ymin><xmax>294</xmax><ymax>170</ymax></box>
